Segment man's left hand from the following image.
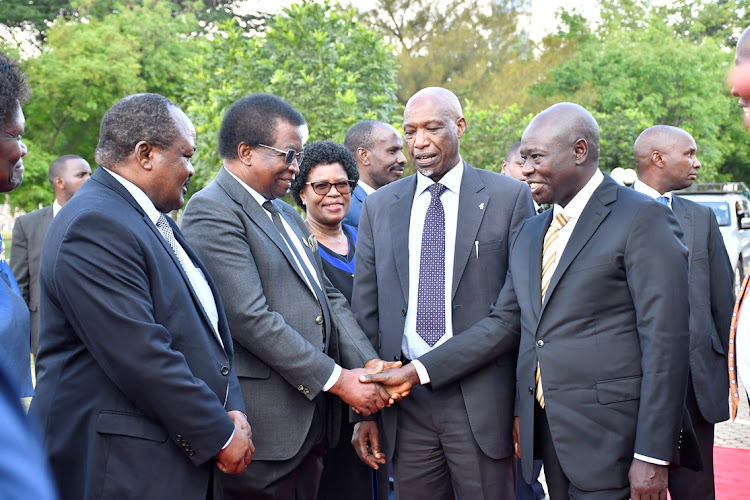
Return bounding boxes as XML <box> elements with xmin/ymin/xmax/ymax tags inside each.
<box><xmin>628</xmin><ymin>459</ymin><xmax>668</xmax><ymax>500</ymax></box>
<box><xmin>359</xmin><ymin>363</ymin><xmax>418</xmax><ymax>400</ymax></box>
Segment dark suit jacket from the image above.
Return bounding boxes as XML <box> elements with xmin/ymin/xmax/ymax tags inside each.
<box><xmin>30</xmin><ymin>168</ymin><xmax>244</xmax><ymax>500</ymax></box>
<box><xmin>342</xmin><ymin>184</ymin><xmax>367</xmax><ymax>228</ymax></box>
<box><xmin>351</xmin><ymin>162</ymin><xmax>535</xmax><ymax>460</ymax></box>
<box><xmin>10</xmin><ymin>204</ymin><xmax>53</xmax><ymax>354</ymax></box>
<box><xmin>672</xmin><ymin>195</ymin><xmax>734</xmax><ymax>423</ymax></box>
<box><xmin>418</xmin><ymin>175</ymin><xmax>692</xmax><ymax>491</ymax></box>
<box><xmin>181</xmin><ymin>167</ymin><xmax>379</xmax><ymax>461</ymax></box>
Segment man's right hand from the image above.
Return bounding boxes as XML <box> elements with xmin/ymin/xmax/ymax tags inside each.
<box><xmin>352</xmin><ymin>421</ymin><xmax>386</xmax><ymax>469</ymax></box>
<box><xmin>216</xmin><ymin>419</ymin><xmax>254</xmax><ymax>474</ymax></box>
<box><xmin>329</xmin><ymin>368</ymin><xmax>390</xmax><ymax>416</ymax></box>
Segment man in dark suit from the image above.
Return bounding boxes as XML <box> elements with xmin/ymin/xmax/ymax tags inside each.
<box><xmin>30</xmin><ymin>93</ymin><xmax>253</xmax><ymax>500</ymax></box>
<box><xmin>634</xmin><ymin>125</ymin><xmax>733</xmax><ymax>499</ymax></box>
<box><xmin>11</xmin><ymin>154</ymin><xmax>91</xmax><ymax>355</ymax></box>
<box><xmin>342</xmin><ymin>120</ymin><xmax>406</xmax><ymax>228</ymax></box>
<box><xmin>350</xmin><ymin>87</ymin><xmax>535</xmax><ymax>499</ymax></box>
<box><xmin>364</xmin><ymin>102</ymin><xmax>692</xmax><ymax>499</ymax></box>
<box><xmin>181</xmin><ymin>93</ymin><xmax>395</xmax><ymax>500</ymax></box>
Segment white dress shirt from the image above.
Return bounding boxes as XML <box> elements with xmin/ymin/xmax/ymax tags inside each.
<box><xmin>358</xmin><ymin>179</ymin><xmax>377</xmax><ymax>196</ymax></box>
<box><xmin>406</xmin><ymin>159</ymin><xmax>463</xmax><ymax>384</ymax></box>
<box><xmin>633</xmin><ymin>179</ymin><xmax>672</xmax><ymax>208</ymax></box>
<box><xmin>52</xmin><ymin>199</ymin><xmax>62</xmax><ymax>217</ymax></box>
<box><xmin>225</xmin><ymin>168</ymin><xmax>340</xmax><ymax>390</ymax></box>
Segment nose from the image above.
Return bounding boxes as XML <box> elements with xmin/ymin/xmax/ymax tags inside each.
<box><xmin>326</xmin><ymin>184</ymin><xmax>341</xmax><ymax>197</ymax></box>
<box><xmin>397</xmin><ymin>150</ymin><xmax>407</xmax><ymax>164</ymax></box>
<box><xmin>20</xmin><ymin>139</ymin><xmax>27</xmax><ymax>157</ymax></box>
<box><xmin>694</xmin><ymin>156</ymin><xmax>701</xmax><ymax>169</ymax></box>
<box><xmin>413</xmin><ymin>128</ymin><xmax>430</xmax><ymax>149</ymax></box>
<box><xmin>521</xmin><ymin>158</ymin><xmax>534</xmax><ymax>177</ymax></box>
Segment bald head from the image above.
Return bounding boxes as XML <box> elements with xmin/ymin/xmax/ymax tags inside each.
<box><xmin>634</xmin><ymin>125</ymin><xmax>700</xmax><ymax>194</ymax></box>
<box><xmin>49</xmin><ymin>155</ymin><xmax>92</xmax><ymax>205</ymax></box>
<box><xmin>737</xmin><ymin>25</ymin><xmax>750</xmax><ymax>64</ymax></box>
<box><xmin>520</xmin><ymin>103</ymin><xmax>599</xmax><ymax>207</ymax></box>
<box><xmin>405</xmin><ymin>87</ymin><xmax>463</xmax><ymax>120</ymax></box>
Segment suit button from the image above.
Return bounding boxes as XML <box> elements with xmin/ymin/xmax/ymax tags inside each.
<box><xmin>529</xmin><ymin>387</ymin><xmax>534</xmax><ymax>394</ymax></box>
<box><xmin>297</xmin><ymin>384</ymin><xmax>305</xmax><ymax>392</ymax></box>
<box><xmin>536</xmin><ymin>340</ymin><xmax>544</xmax><ymax>347</ymax></box>
<box><xmin>401</xmin><ymin>309</ymin><xmax>407</xmax><ymax>316</ymax></box>
<box><xmin>176</xmin><ymin>434</ymin><xmax>183</xmax><ymax>440</ymax></box>
<box><xmin>221</xmin><ymin>366</ymin><xmax>230</xmax><ymax>376</ymax></box>
<box><xmin>316</xmin><ymin>315</ymin><xmax>324</xmax><ymax>325</ymax></box>
<box><xmin>188</xmin><ymin>450</ymin><xmax>195</xmax><ymax>457</ymax></box>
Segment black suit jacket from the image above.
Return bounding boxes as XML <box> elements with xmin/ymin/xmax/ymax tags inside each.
<box><xmin>10</xmin><ymin>204</ymin><xmax>53</xmax><ymax>354</ymax></box>
<box><xmin>30</xmin><ymin>168</ymin><xmax>244</xmax><ymax>500</ymax></box>
<box><xmin>671</xmin><ymin>195</ymin><xmax>734</xmax><ymax>423</ymax></box>
<box><xmin>418</xmin><ymin>175</ymin><xmax>693</xmax><ymax>491</ymax></box>
<box><xmin>351</xmin><ymin>162</ymin><xmax>534</xmax><ymax>460</ymax></box>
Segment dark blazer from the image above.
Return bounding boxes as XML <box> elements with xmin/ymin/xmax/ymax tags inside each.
<box><xmin>181</xmin><ymin>167</ymin><xmax>379</xmax><ymax>461</ymax></box>
<box><xmin>418</xmin><ymin>175</ymin><xmax>692</xmax><ymax>492</ymax></box>
<box><xmin>341</xmin><ymin>184</ymin><xmax>367</xmax><ymax>228</ymax></box>
<box><xmin>672</xmin><ymin>195</ymin><xmax>734</xmax><ymax>423</ymax></box>
<box><xmin>10</xmin><ymin>204</ymin><xmax>53</xmax><ymax>354</ymax></box>
<box><xmin>351</xmin><ymin>162</ymin><xmax>535</xmax><ymax>460</ymax></box>
<box><xmin>30</xmin><ymin>168</ymin><xmax>244</xmax><ymax>500</ymax></box>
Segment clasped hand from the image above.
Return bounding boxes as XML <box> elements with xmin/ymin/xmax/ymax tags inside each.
<box><xmin>330</xmin><ymin>359</ymin><xmax>414</xmax><ymax>416</ymax></box>
<box><xmin>215</xmin><ymin>410</ymin><xmax>255</xmax><ymax>474</ymax></box>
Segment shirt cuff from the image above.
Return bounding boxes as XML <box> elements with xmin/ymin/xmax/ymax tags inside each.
<box><xmin>221</xmin><ymin>429</ymin><xmax>235</xmax><ymax>450</ymax></box>
<box><xmin>633</xmin><ymin>453</ymin><xmax>669</xmax><ymax>466</ymax></box>
<box><xmin>322</xmin><ymin>364</ymin><xmax>342</xmax><ymax>392</ymax></box>
<box><xmin>411</xmin><ymin>359</ymin><xmax>431</xmax><ymax>385</ymax></box>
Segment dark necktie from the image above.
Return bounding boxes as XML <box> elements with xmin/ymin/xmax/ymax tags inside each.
<box><xmin>416</xmin><ymin>183</ymin><xmax>447</xmax><ymax>347</ymax></box>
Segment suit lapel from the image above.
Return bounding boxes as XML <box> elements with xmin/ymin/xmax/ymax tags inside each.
<box><xmin>671</xmin><ymin>197</ymin><xmax>693</xmax><ymax>260</ymax></box>
<box><xmin>541</xmin><ymin>178</ymin><xmax>616</xmax><ymax>315</ymax></box>
<box><xmin>390</xmin><ymin>176</ymin><xmax>417</xmax><ymax>304</ymax></box>
<box><xmin>216</xmin><ymin>168</ymin><xmax>309</xmax><ymax>288</ymax></box>
<box><xmin>452</xmin><ymin>163</ymin><xmax>490</xmax><ymax>299</ymax></box>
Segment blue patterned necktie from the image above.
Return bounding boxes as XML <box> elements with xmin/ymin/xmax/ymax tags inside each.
<box><xmin>416</xmin><ymin>183</ymin><xmax>447</xmax><ymax>347</ymax></box>
<box><xmin>656</xmin><ymin>196</ymin><xmax>670</xmax><ymax>208</ymax></box>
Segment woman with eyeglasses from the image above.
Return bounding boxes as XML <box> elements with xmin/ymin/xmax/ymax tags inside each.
<box><xmin>290</xmin><ymin>140</ymin><xmax>373</xmax><ymax>500</ymax></box>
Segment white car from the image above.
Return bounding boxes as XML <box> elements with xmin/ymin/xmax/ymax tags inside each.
<box><xmin>676</xmin><ymin>182</ymin><xmax>750</xmax><ymax>296</ymax></box>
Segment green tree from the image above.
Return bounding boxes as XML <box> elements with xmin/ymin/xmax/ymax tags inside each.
<box><xmin>531</xmin><ymin>4</ymin><xmax>750</xmax><ymax>179</ymax></box>
<box><xmin>183</xmin><ymin>0</ymin><xmax>400</xmax><ymax>194</ymax></box>
<box><xmin>460</xmin><ymin>102</ymin><xmax>533</xmax><ymax>172</ymax></box>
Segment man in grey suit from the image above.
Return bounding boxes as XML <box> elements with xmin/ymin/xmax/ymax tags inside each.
<box><xmin>634</xmin><ymin>125</ymin><xmax>734</xmax><ymax>499</ymax></box>
<box><xmin>350</xmin><ymin>87</ymin><xmax>535</xmax><ymax>498</ymax></box>
<box><xmin>364</xmin><ymin>103</ymin><xmax>692</xmax><ymax>499</ymax></box>
<box><xmin>11</xmin><ymin>154</ymin><xmax>91</xmax><ymax>355</ymax></box>
<box><xmin>342</xmin><ymin>120</ymin><xmax>406</xmax><ymax>228</ymax></box>
<box><xmin>181</xmin><ymin>93</ymin><xmax>397</xmax><ymax>500</ymax></box>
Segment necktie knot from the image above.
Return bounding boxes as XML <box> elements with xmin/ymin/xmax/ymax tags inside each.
<box><xmin>656</xmin><ymin>196</ymin><xmax>670</xmax><ymax>207</ymax></box>
<box><xmin>262</xmin><ymin>200</ymin><xmax>279</xmax><ymax>215</ymax></box>
<box><xmin>428</xmin><ymin>183</ymin><xmax>447</xmax><ymax>199</ymax></box>
<box><xmin>550</xmin><ymin>213</ymin><xmax>571</xmax><ymax>232</ymax></box>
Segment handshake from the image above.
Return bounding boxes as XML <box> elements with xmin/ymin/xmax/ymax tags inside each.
<box><xmin>329</xmin><ymin>359</ymin><xmax>420</xmax><ymax>416</ymax></box>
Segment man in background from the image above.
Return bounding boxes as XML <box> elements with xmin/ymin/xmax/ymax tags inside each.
<box><xmin>503</xmin><ymin>141</ymin><xmax>543</xmax><ymax>216</ymax></box>
<box><xmin>11</xmin><ymin>154</ymin><xmax>91</xmax><ymax>356</ymax></box>
<box><xmin>633</xmin><ymin>125</ymin><xmax>733</xmax><ymax>499</ymax></box>
<box><xmin>342</xmin><ymin>120</ymin><xmax>406</xmax><ymax>228</ymax></box>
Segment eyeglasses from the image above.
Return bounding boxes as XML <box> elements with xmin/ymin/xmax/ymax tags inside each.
<box><xmin>257</xmin><ymin>144</ymin><xmax>304</xmax><ymax>165</ymax></box>
<box><xmin>306</xmin><ymin>180</ymin><xmax>357</xmax><ymax>196</ymax></box>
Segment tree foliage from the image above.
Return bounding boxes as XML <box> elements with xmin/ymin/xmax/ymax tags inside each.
<box><xmin>460</xmin><ymin>102</ymin><xmax>532</xmax><ymax>172</ymax></box>
<box><xmin>183</xmin><ymin>0</ymin><xmax>400</xmax><ymax>194</ymax></box>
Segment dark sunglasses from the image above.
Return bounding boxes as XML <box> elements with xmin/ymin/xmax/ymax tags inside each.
<box><xmin>306</xmin><ymin>180</ymin><xmax>357</xmax><ymax>196</ymax></box>
<box><xmin>257</xmin><ymin>143</ymin><xmax>304</xmax><ymax>165</ymax></box>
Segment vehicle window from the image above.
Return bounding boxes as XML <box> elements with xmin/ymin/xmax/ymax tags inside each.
<box><xmin>696</xmin><ymin>201</ymin><xmax>731</xmax><ymax>226</ymax></box>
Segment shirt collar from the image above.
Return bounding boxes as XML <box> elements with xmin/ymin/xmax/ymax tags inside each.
<box><xmin>633</xmin><ymin>178</ymin><xmax>671</xmax><ymax>201</ymax></box>
<box><xmin>415</xmin><ymin>157</ymin><xmax>464</xmax><ymax>196</ymax></box>
<box><xmin>225</xmin><ymin>167</ymin><xmax>270</xmax><ymax>207</ymax></box>
<box><xmin>553</xmin><ymin>169</ymin><xmax>604</xmax><ymax>220</ymax></box>
<box><xmin>52</xmin><ymin>199</ymin><xmax>62</xmax><ymax>217</ymax></box>
<box><xmin>358</xmin><ymin>180</ymin><xmax>377</xmax><ymax>195</ymax></box>
<box><xmin>103</xmin><ymin>167</ymin><xmax>161</xmax><ymax>224</ymax></box>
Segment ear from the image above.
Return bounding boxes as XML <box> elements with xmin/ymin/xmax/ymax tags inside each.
<box><xmin>357</xmin><ymin>147</ymin><xmax>370</xmax><ymax>166</ymax></box>
<box><xmin>456</xmin><ymin>117</ymin><xmax>467</xmax><ymax>139</ymax></box>
<box><xmin>573</xmin><ymin>138</ymin><xmax>588</xmax><ymax>164</ymax></box>
<box><xmin>237</xmin><ymin>143</ymin><xmax>253</xmax><ymax>166</ymax></box>
<box><xmin>651</xmin><ymin>151</ymin><xmax>665</xmax><ymax>168</ymax></box>
<box><xmin>501</xmin><ymin>160</ymin><xmax>508</xmax><ymax>173</ymax></box>
<box><xmin>53</xmin><ymin>177</ymin><xmax>64</xmax><ymax>191</ymax></box>
<box><xmin>299</xmin><ymin>189</ymin><xmax>306</xmax><ymax>206</ymax></box>
<box><xmin>135</xmin><ymin>141</ymin><xmax>153</xmax><ymax>170</ymax></box>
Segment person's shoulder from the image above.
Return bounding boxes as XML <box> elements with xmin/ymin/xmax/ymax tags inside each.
<box><xmin>15</xmin><ymin>205</ymin><xmax>52</xmax><ymax>223</ymax></box>
<box><xmin>367</xmin><ymin>174</ymin><xmax>414</xmax><ymax>203</ymax></box>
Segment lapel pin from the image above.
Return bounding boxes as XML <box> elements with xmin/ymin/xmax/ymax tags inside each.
<box><xmin>479</xmin><ymin>203</ymin><xmax>485</xmax><ymax>210</ymax></box>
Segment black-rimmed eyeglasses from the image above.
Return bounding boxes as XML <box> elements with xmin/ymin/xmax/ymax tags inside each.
<box><xmin>306</xmin><ymin>180</ymin><xmax>357</xmax><ymax>196</ymax></box>
<box><xmin>257</xmin><ymin>144</ymin><xmax>304</xmax><ymax>165</ymax></box>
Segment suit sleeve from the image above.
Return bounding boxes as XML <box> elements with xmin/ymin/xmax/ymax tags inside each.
<box><xmin>51</xmin><ymin>210</ymin><xmax>234</xmax><ymax>465</ymax></box>
<box><xmin>181</xmin><ymin>195</ymin><xmax>337</xmax><ymax>400</ymax></box>
<box><xmin>625</xmin><ymin>202</ymin><xmax>690</xmax><ymax>460</ymax></box>
<box><xmin>707</xmin><ymin>209</ymin><xmax>734</xmax><ymax>355</ymax></box>
<box><xmin>9</xmin><ymin>217</ymin><xmax>30</xmax><ymax>305</ymax></box>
